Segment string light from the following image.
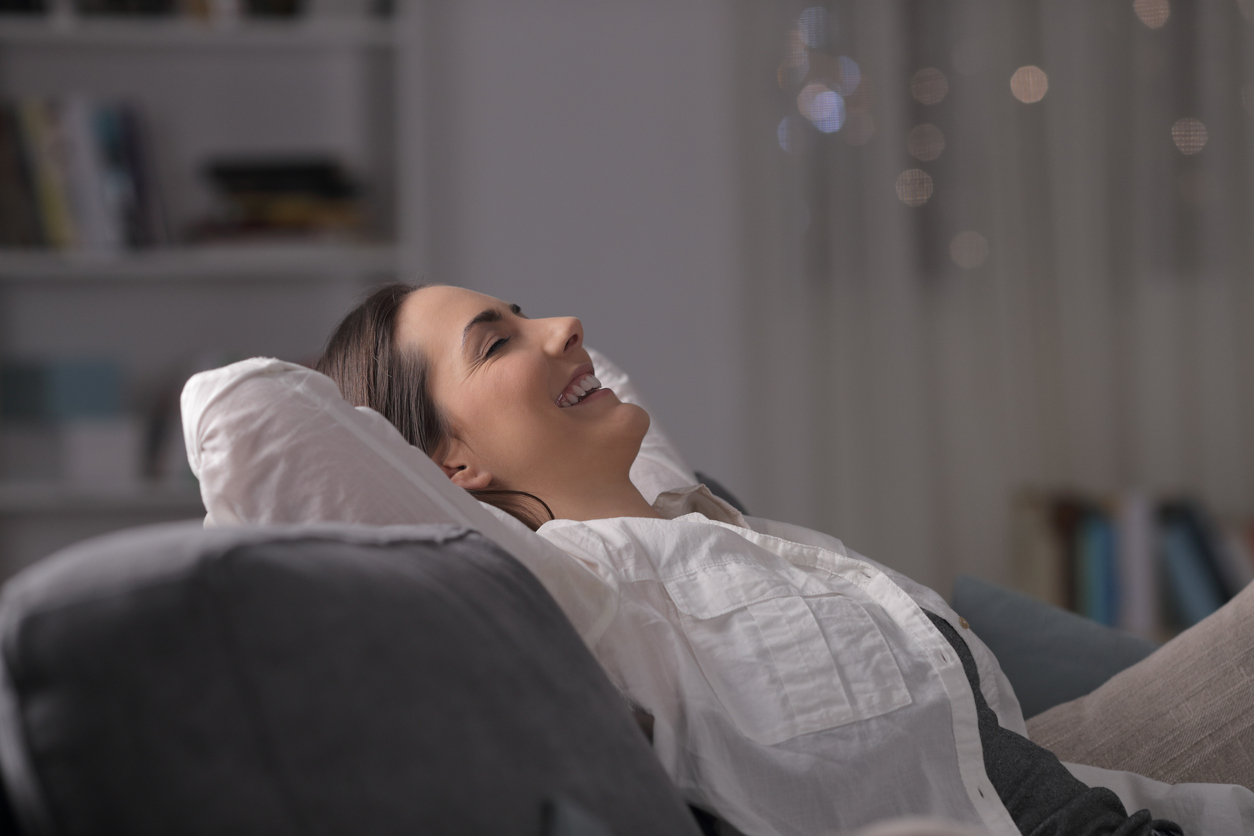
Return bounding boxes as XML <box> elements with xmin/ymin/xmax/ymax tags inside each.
<box><xmin>1010</xmin><ymin>66</ymin><xmax>1049</xmax><ymax>103</ymax></box>
<box><xmin>896</xmin><ymin>169</ymin><xmax>934</xmax><ymax>206</ymax></box>
<box><xmin>950</xmin><ymin>232</ymin><xmax>990</xmax><ymax>269</ymax></box>
<box><xmin>907</xmin><ymin>124</ymin><xmax>945</xmax><ymax>161</ymax></box>
<box><xmin>1133</xmin><ymin>0</ymin><xmax>1170</xmax><ymax>29</ymax></box>
<box><xmin>911</xmin><ymin>68</ymin><xmax>949</xmax><ymax>106</ymax></box>
<box><xmin>1171</xmin><ymin>117</ymin><xmax>1208</xmax><ymax>154</ymax></box>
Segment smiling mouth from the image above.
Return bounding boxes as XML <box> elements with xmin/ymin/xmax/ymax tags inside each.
<box><xmin>557</xmin><ymin>373</ymin><xmax>602</xmax><ymax>407</ymax></box>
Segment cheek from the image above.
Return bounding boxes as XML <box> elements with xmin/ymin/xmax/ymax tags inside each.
<box><xmin>451</xmin><ymin>371</ymin><xmax>556</xmax><ymax>462</ymax></box>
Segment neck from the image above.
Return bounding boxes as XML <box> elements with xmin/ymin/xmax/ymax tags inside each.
<box><xmin>544</xmin><ymin>474</ymin><xmax>664</xmax><ymax>523</ymax></box>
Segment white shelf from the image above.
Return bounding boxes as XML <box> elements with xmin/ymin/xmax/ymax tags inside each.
<box><xmin>0</xmin><ymin>481</ymin><xmax>204</xmax><ymax>514</ymax></box>
<box><xmin>0</xmin><ymin>242</ymin><xmax>399</xmax><ymax>281</ymax></box>
<box><xmin>0</xmin><ymin>14</ymin><xmax>397</xmax><ymax>49</ymax></box>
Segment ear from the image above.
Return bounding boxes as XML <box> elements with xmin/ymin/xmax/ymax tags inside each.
<box><xmin>437</xmin><ymin>437</ymin><xmax>494</xmax><ymax>491</ymax></box>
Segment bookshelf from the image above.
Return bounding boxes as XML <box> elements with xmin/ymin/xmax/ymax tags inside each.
<box><xmin>0</xmin><ymin>241</ymin><xmax>398</xmax><ymax>281</ymax></box>
<box><xmin>0</xmin><ymin>5</ymin><xmax>421</xmax><ymax>575</ymax></box>
<box><xmin>0</xmin><ymin>480</ymin><xmax>203</xmax><ymax>514</ymax></box>
<box><xmin>1010</xmin><ymin>489</ymin><xmax>1254</xmax><ymax>643</ymax></box>
<box><xmin>0</xmin><ymin>15</ymin><xmax>399</xmax><ymax>48</ymax></box>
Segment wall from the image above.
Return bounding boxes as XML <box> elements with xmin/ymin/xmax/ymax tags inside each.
<box><xmin>416</xmin><ymin>0</ymin><xmax>752</xmax><ymax>500</ymax></box>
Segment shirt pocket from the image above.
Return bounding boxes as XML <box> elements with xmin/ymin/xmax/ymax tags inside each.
<box><xmin>663</xmin><ymin>563</ymin><xmax>911</xmax><ymax>746</ymax></box>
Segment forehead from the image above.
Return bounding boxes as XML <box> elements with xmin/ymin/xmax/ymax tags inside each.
<box><xmin>396</xmin><ymin>285</ymin><xmax>502</xmax><ymax>360</ymax></box>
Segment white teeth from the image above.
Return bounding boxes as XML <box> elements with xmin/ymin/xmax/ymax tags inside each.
<box><xmin>557</xmin><ymin>373</ymin><xmax>602</xmax><ymax>407</ymax></box>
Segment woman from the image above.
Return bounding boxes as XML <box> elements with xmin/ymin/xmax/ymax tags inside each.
<box><xmin>317</xmin><ymin>283</ymin><xmax>1185</xmax><ymax>836</ymax></box>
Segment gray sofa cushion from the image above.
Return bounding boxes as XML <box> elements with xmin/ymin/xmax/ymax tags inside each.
<box><xmin>0</xmin><ymin>523</ymin><xmax>701</xmax><ymax>836</ymax></box>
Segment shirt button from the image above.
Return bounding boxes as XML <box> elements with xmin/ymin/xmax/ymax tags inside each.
<box><xmin>959</xmin><ymin>616</ymin><xmax>970</xmax><ymax>629</ymax></box>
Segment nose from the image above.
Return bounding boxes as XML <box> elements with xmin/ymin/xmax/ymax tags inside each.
<box><xmin>544</xmin><ymin>316</ymin><xmax>583</xmax><ymax>356</ymax></box>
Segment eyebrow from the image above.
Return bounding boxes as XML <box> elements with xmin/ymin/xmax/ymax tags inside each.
<box><xmin>461</xmin><ymin>303</ymin><xmax>523</xmax><ymax>350</ymax></box>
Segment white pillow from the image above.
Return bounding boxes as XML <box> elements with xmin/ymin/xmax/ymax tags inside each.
<box><xmin>182</xmin><ymin>357</ymin><xmax>622</xmax><ymax>643</ymax></box>
<box><xmin>180</xmin><ymin>349</ymin><xmax>696</xmax><ymax>644</ymax></box>
<box><xmin>586</xmin><ymin>347</ymin><xmax>697</xmax><ymax>504</ymax></box>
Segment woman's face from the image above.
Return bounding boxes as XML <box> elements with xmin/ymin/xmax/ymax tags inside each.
<box><xmin>395</xmin><ymin>285</ymin><xmax>650</xmax><ymax>497</ymax></box>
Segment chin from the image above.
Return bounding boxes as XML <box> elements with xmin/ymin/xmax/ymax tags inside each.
<box><xmin>621</xmin><ymin>402</ymin><xmax>651</xmax><ymax>442</ymax></box>
<box><xmin>598</xmin><ymin>401</ymin><xmax>651</xmax><ymax>460</ymax></box>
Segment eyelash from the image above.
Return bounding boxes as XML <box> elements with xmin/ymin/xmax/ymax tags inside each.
<box><xmin>485</xmin><ymin>336</ymin><xmax>510</xmax><ymax>358</ymax></box>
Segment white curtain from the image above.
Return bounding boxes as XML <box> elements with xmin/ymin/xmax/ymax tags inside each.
<box><xmin>737</xmin><ymin>0</ymin><xmax>1254</xmax><ymax>595</ymax></box>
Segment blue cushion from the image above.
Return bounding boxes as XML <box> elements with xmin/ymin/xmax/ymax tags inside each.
<box><xmin>951</xmin><ymin>574</ymin><xmax>1159</xmax><ymax>719</ymax></box>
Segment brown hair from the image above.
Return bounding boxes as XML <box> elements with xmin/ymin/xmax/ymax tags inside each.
<box><xmin>315</xmin><ymin>282</ymin><xmax>554</xmax><ymax>530</ymax></box>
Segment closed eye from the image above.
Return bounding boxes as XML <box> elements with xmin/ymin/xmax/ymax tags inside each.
<box><xmin>484</xmin><ymin>336</ymin><xmax>510</xmax><ymax>358</ymax></box>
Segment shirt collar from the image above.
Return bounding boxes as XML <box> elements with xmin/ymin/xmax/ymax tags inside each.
<box><xmin>651</xmin><ymin>483</ymin><xmax>749</xmax><ymax>528</ymax></box>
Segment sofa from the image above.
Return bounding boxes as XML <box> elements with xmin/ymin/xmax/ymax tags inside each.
<box><xmin>0</xmin><ymin>499</ymin><xmax>1192</xmax><ymax>836</ymax></box>
<box><xmin>0</xmin><ymin>354</ymin><xmax>1244</xmax><ymax>834</ymax></box>
<box><xmin>0</xmin><ymin>521</ymin><xmax>708</xmax><ymax>836</ymax></box>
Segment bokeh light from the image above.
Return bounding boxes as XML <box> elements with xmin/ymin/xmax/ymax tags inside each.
<box><xmin>1171</xmin><ymin>117</ymin><xmax>1208</xmax><ymax>154</ymax></box>
<box><xmin>835</xmin><ymin>56</ymin><xmax>862</xmax><ymax>96</ymax></box>
<box><xmin>896</xmin><ymin>169</ymin><xmax>934</xmax><ymax>206</ymax></box>
<box><xmin>798</xmin><ymin>7</ymin><xmax>827</xmax><ymax>49</ymax></box>
<box><xmin>950</xmin><ymin>231</ymin><xmax>990</xmax><ymax>268</ymax></box>
<box><xmin>907</xmin><ymin>124</ymin><xmax>945</xmax><ymax>161</ymax></box>
<box><xmin>1133</xmin><ymin>0</ymin><xmax>1170</xmax><ymax>29</ymax></box>
<box><xmin>778</xmin><ymin>29</ymin><xmax>810</xmax><ymax>89</ymax></box>
<box><xmin>1010</xmin><ymin>66</ymin><xmax>1049</xmax><ymax>103</ymax></box>
<box><xmin>799</xmin><ymin>83</ymin><xmax>846</xmax><ymax>132</ymax></box>
<box><xmin>777</xmin><ymin>114</ymin><xmax>807</xmax><ymax>154</ymax></box>
<box><xmin>911</xmin><ymin>68</ymin><xmax>949</xmax><ymax>106</ymax></box>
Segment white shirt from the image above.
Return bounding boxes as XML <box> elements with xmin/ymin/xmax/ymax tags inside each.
<box><xmin>539</xmin><ymin>486</ymin><xmax>1254</xmax><ymax>835</ymax></box>
<box><xmin>538</xmin><ymin>485</ymin><xmax>1026</xmax><ymax>836</ymax></box>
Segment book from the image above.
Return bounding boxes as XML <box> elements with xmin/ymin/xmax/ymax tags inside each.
<box><xmin>1169</xmin><ymin>501</ymin><xmax>1238</xmax><ymax>600</ymax></box>
<box><xmin>1010</xmin><ymin>488</ymin><xmax>1250</xmax><ymax>639</ymax></box>
<box><xmin>93</xmin><ymin>103</ymin><xmax>167</xmax><ymax>247</ymax></box>
<box><xmin>0</xmin><ymin>103</ymin><xmax>45</xmax><ymax>247</ymax></box>
<box><xmin>1116</xmin><ymin>491</ymin><xmax>1160</xmax><ymax>639</ymax></box>
<box><xmin>194</xmin><ymin>156</ymin><xmax>362</xmax><ymax>240</ymax></box>
<box><xmin>17</xmin><ymin>98</ymin><xmax>79</xmax><ymax>249</ymax></box>
<box><xmin>1009</xmin><ymin>489</ymin><xmax>1068</xmax><ymax>608</ymax></box>
<box><xmin>115</xmin><ymin>105</ymin><xmax>168</xmax><ymax>245</ymax></box>
<box><xmin>1218</xmin><ymin>523</ymin><xmax>1254</xmax><ymax>594</ymax></box>
<box><xmin>1158</xmin><ymin>504</ymin><xmax>1229</xmax><ymax>629</ymax></box>
<box><xmin>62</xmin><ymin>96</ymin><xmax>126</xmax><ymax>252</ymax></box>
<box><xmin>0</xmin><ymin>358</ymin><xmax>123</xmax><ymax>423</ymax></box>
<box><xmin>1050</xmin><ymin>495</ymin><xmax>1092</xmax><ymax>612</ymax></box>
<box><xmin>1077</xmin><ymin>509</ymin><xmax>1118</xmax><ymax>626</ymax></box>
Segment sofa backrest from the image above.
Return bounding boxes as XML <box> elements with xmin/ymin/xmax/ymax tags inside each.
<box><xmin>0</xmin><ymin>523</ymin><xmax>701</xmax><ymax>836</ymax></box>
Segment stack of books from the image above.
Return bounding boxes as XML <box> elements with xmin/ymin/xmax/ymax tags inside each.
<box><xmin>0</xmin><ymin>357</ymin><xmax>142</xmax><ymax>487</ymax></box>
<box><xmin>192</xmin><ymin>157</ymin><xmax>364</xmax><ymax>242</ymax></box>
<box><xmin>1011</xmin><ymin>489</ymin><xmax>1254</xmax><ymax>640</ymax></box>
<box><xmin>0</xmin><ymin>97</ymin><xmax>167</xmax><ymax>251</ymax></box>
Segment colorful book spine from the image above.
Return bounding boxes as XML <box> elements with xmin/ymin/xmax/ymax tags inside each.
<box><xmin>61</xmin><ymin>96</ymin><xmax>126</xmax><ymax>251</ymax></box>
<box><xmin>0</xmin><ymin>96</ymin><xmax>164</xmax><ymax>251</ymax></box>
<box><xmin>1077</xmin><ymin>510</ymin><xmax>1118</xmax><ymax>627</ymax></box>
<box><xmin>1010</xmin><ymin>489</ymin><xmax>1247</xmax><ymax>638</ymax></box>
<box><xmin>1158</xmin><ymin>511</ymin><xmax>1227</xmax><ymax>629</ymax></box>
<box><xmin>0</xmin><ymin>103</ymin><xmax>46</xmax><ymax>247</ymax></box>
<box><xmin>1116</xmin><ymin>491</ymin><xmax>1159</xmax><ymax>640</ymax></box>
<box><xmin>17</xmin><ymin>98</ymin><xmax>79</xmax><ymax>249</ymax></box>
